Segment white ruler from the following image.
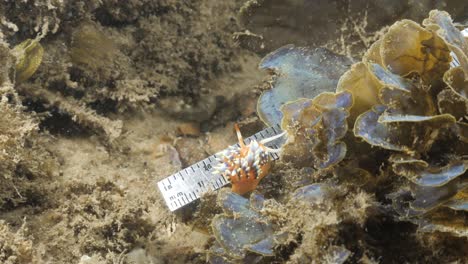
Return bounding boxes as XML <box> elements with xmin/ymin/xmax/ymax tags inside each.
<box><xmin>157</xmin><ymin>124</ymin><xmax>284</xmax><ymax>211</ymax></box>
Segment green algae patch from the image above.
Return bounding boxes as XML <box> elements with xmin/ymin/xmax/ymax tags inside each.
<box><xmin>13</xmin><ymin>39</ymin><xmax>44</xmax><ymax>83</ymax></box>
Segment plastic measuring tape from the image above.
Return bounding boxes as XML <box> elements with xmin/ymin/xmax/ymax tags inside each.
<box><xmin>157</xmin><ymin>124</ymin><xmax>284</xmax><ymax>211</ymax></box>
<box><xmin>158</xmin><ymin>28</ymin><xmax>468</xmax><ymax>212</ymax></box>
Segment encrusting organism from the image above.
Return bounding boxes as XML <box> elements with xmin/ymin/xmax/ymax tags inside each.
<box><xmin>213</xmin><ymin>124</ymin><xmax>285</xmax><ymax>195</ymax></box>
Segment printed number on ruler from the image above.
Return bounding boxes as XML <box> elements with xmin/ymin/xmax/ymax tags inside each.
<box><xmin>157</xmin><ymin>124</ymin><xmax>284</xmax><ymax>211</ymax></box>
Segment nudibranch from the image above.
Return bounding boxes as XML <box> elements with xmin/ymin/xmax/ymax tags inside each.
<box><xmin>213</xmin><ymin>124</ymin><xmax>285</xmax><ymax>195</ymax></box>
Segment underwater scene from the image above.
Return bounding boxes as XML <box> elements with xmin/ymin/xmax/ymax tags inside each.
<box><xmin>0</xmin><ymin>1</ymin><xmax>467</xmax><ymax>263</ymax></box>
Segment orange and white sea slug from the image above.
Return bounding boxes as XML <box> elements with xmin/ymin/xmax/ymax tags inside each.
<box><xmin>213</xmin><ymin>124</ymin><xmax>285</xmax><ymax>195</ymax></box>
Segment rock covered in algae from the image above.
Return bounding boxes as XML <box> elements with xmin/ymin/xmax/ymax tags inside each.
<box><xmin>0</xmin><ymin>108</ymin><xmax>55</xmax><ymax>209</ymax></box>
<box><xmin>5</xmin><ymin>22</ymin><xmax>126</xmax><ymax>142</ymax></box>
<box><xmin>70</xmin><ymin>23</ymin><xmax>120</xmax><ymax>80</ymax></box>
<box><xmin>0</xmin><ymin>1</ymin><xmax>247</xmax><ymax>144</ymax></box>
<box><xmin>0</xmin><ymin>99</ymin><xmax>38</xmax><ymax>179</ymax></box>
<box><xmin>282</xmin><ymin>182</ymin><xmax>377</xmax><ymax>263</ymax></box>
<box><xmin>0</xmin><ymin>38</ymin><xmax>57</xmax><ymax>210</ymax></box>
<box><xmin>0</xmin><ymin>220</ymin><xmax>33</xmax><ymax>263</ymax></box>
<box><xmin>208</xmin><ymin>189</ymin><xmax>287</xmax><ymax>261</ymax></box>
<box><xmin>257</xmin><ymin>45</ymin><xmax>352</xmax><ymax>126</ymax></box>
<box><xmin>207</xmin><ymin>182</ymin><xmax>372</xmax><ymax>263</ymax></box>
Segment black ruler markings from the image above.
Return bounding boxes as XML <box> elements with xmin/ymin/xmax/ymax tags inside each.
<box><xmin>157</xmin><ymin>125</ymin><xmax>285</xmax><ymax>211</ymax></box>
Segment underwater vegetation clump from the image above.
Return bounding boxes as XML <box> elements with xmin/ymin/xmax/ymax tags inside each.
<box><xmin>277</xmin><ymin>9</ymin><xmax>468</xmax><ymax>238</ymax></box>
<box><xmin>343</xmin><ymin>10</ymin><xmax>468</xmax><ymax>237</ymax></box>
<box><xmin>208</xmin><ymin>180</ymin><xmax>375</xmax><ymax>263</ymax></box>
<box><xmin>280</xmin><ymin>91</ymin><xmax>352</xmax><ymax>169</ymax></box>
<box><xmin>257</xmin><ymin>46</ymin><xmax>352</xmax><ymax>126</ymax></box>
<box><xmin>0</xmin><ymin>40</ymin><xmax>56</xmax><ymax>211</ymax></box>
<box><xmin>0</xmin><ymin>220</ymin><xmax>33</xmax><ymax>264</ymax></box>
<box><xmin>0</xmin><ymin>0</ymin><xmax>246</xmax><ymax>142</ymax></box>
<box><xmin>208</xmin><ymin>190</ymin><xmax>287</xmax><ymax>262</ymax></box>
<box><xmin>283</xmin><ymin>183</ymin><xmax>375</xmax><ymax>263</ymax></box>
<box><xmin>205</xmin><ymin>9</ymin><xmax>467</xmax><ymax>263</ymax></box>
